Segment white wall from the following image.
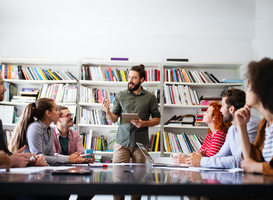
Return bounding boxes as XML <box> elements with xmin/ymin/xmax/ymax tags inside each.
<box><xmin>0</xmin><ymin>0</ymin><xmax>255</xmax><ymax>66</ymax></box>
<box><xmin>252</xmin><ymin>0</ymin><xmax>273</xmax><ymax>60</ymax></box>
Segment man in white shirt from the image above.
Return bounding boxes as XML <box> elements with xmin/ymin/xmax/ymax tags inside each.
<box><xmin>186</xmin><ymin>88</ymin><xmax>260</xmax><ymax>168</ymax></box>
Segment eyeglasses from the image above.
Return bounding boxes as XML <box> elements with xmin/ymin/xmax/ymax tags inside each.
<box><xmin>60</xmin><ymin>113</ymin><xmax>74</xmax><ymax>118</ymax></box>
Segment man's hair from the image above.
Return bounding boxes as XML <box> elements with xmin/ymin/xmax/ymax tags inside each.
<box><xmin>57</xmin><ymin>105</ymin><xmax>69</xmax><ymax>117</ymax></box>
<box><xmin>130</xmin><ymin>64</ymin><xmax>146</xmax><ymax>82</ymax></box>
<box><xmin>246</xmin><ymin>57</ymin><xmax>273</xmax><ymax>113</ymax></box>
<box><xmin>222</xmin><ymin>88</ymin><xmax>245</xmax><ymax>110</ymax></box>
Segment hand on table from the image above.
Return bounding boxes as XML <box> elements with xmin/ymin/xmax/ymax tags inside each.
<box><xmin>10</xmin><ymin>145</ymin><xmax>35</xmax><ymax>168</ymax></box>
<box><xmin>170</xmin><ymin>152</ymin><xmax>186</xmax><ymax>164</ymax></box>
<box><xmin>0</xmin><ymin>150</ymin><xmax>11</xmax><ymax>172</ymax></box>
<box><xmin>186</xmin><ymin>152</ymin><xmax>202</xmax><ymax>167</ymax></box>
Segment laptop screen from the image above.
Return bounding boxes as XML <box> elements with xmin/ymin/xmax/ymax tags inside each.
<box><xmin>136</xmin><ymin>142</ymin><xmax>156</xmax><ymax>165</ymax></box>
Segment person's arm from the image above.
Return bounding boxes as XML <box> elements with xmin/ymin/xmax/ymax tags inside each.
<box><xmin>131</xmin><ymin>117</ymin><xmax>160</xmax><ymax>128</ymax></box>
<box><xmin>200</xmin><ymin>131</ymin><xmax>242</xmax><ymax>168</ymax></box>
<box><xmin>9</xmin><ymin>145</ymin><xmax>34</xmax><ymax>168</ymax></box>
<box><xmin>235</xmin><ymin>105</ymin><xmax>252</xmax><ymax>158</ymax></box>
<box><xmin>0</xmin><ymin>150</ymin><xmax>10</xmax><ymax>172</ymax></box>
<box><xmin>27</xmin><ymin>124</ymin><xmax>69</xmax><ymax>164</ymax></box>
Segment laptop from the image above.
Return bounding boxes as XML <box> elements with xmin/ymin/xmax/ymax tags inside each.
<box><xmin>136</xmin><ymin>142</ymin><xmax>188</xmax><ymax>168</ymax></box>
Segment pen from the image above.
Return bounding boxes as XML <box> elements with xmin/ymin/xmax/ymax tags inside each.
<box><xmin>32</xmin><ymin>155</ymin><xmax>37</xmax><ymax>161</ymax></box>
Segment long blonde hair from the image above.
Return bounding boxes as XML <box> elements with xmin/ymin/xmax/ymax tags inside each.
<box><xmin>9</xmin><ymin>98</ymin><xmax>55</xmax><ymax>152</ymax></box>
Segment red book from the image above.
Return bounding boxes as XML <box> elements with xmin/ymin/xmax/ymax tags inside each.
<box><xmin>170</xmin><ymin>85</ymin><xmax>175</xmax><ymax>104</ymax></box>
<box><xmin>107</xmin><ymin>67</ymin><xmax>114</xmax><ymax>81</ymax></box>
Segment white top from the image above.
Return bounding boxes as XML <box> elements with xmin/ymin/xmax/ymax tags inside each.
<box><xmin>262</xmin><ymin>122</ymin><xmax>273</xmax><ymax>163</ymax></box>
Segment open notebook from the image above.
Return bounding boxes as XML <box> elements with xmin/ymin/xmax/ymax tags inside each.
<box><xmin>136</xmin><ymin>142</ymin><xmax>188</xmax><ymax>168</ymax></box>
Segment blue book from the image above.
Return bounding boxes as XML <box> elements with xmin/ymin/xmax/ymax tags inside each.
<box><xmin>105</xmin><ymin>70</ymin><xmax>110</xmax><ymax>81</ymax></box>
<box><xmin>220</xmin><ymin>79</ymin><xmax>243</xmax><ymax>83</ymax></box>
<box><xmin>168</xmin><ymin>85</ymin><xmax>173</xmax><ymax>104</ymax></box>
<box><xmin>34</xmin><ymin>68</ymin><xmax>43</xmax><ymax>80</ymax></box>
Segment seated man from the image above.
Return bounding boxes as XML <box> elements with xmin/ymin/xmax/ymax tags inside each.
<box><xmin>53</xmin><ymin>105</ymin><xmax>85</xmax><ymax>155</ymax></box>
<box><xmin>186</xmin><ymin>88</ymin><xmax>260</xmax><ymax>168</ymax></box>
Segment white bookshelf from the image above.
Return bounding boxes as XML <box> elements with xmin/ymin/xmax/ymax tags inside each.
<box><xmin>161</xmin><ymin>61</ymin><xmax>243</xmax><ymax>156</ymax></box>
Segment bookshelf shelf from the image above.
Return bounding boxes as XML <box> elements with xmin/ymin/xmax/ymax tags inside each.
<box><xmin>164</xmin><ymin>104</ymin><xmax>209</xmax><ymax>108</ymax></box>
<box><xmin>164</xmin><ymin>82</ymin><xmax>243</xmax><ymax>88</ymax></box>
<box><xmin>163</xmin><ymin>62</ymin><xmax>242</xmax><ymax>69</ymax></box>
<box><xmin>78</xmin><ymin>124</ymin><xmax>119</xmax><ymax>128</ymax></box>
<box><xmin>163</xmin><ymin>125</ymin><xmax>208</xmax><ymax>129</ymax></box>
<box><xmin>4</xmin><ymin>79</ymin><xmax>77</xmax><ymax>84</ymax></box>
<box><xmin>79</xmin><ymin>80</ymin><xmax>160</xmax><ymax>87</ymax></box>
<box><xmin>2</xmin><ymin>123</ymin><xmax>16</xmax><ymax>127</ymax></box>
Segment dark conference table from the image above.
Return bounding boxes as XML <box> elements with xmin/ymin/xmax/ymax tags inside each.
<box><xmin>0</xmin><ymin>164</ymin><xmax>273</xmax><ymax>197</ymax></box>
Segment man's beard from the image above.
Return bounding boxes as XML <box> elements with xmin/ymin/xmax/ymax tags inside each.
<box><xmin>223</xmin><ymin>111</ymin><xmax>233</xmax><ymax>123</ymax></box>
<box><xmin>128</xmin><ymin>81</ymin><xmax>141</xmax><ymax>93</ymax></box>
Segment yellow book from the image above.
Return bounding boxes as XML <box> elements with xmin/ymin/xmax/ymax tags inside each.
<box><xmin>154</xmin><ymin>131</ymin><xmax>160</xmax><ymax>152</ymax></box>
<box><xmin>38</xmin><ymin>68</ymin><xmax>47</xmax><ymax>80</ymax></box>
<box><xmin>164</xmin><ymin>131</ymin><xmax>171</xmax><ymax>152</ymax></box>
<box><xmin>120</xmin><ymin>70</ymin><xmax>127</xmax><ymax>82</ymax></box>
<box><xmin>47</xmin><ymin>69</ymin><xmax>59</xmax><ymax>80</ymax></box>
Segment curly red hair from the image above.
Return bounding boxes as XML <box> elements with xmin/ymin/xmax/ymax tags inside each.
<box><xmin>207</xmin><ymin>101</ymin><xmax>232</xmax><ymax>134</ymax></box>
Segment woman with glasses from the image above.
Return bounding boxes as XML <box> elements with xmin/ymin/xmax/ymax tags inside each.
<box><xmin>53</xmin><ymin>105</ymin><xmax>85</xmax><ymax>155</ymax></box>
<box><xmin>10</xmin><ymin>98</ymin><xmax>86</xmax><ymax>165</ymax></box>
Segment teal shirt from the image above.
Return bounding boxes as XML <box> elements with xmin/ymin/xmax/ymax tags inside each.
<box><xmin>112</xmin><ymin>88</ymin><xmax>161</xmax><ymax>147</ymax></box>
<box><xmin>59</xmin><ymin>135</ymin><xmax>69</xmax><ymax>155</ymax></box>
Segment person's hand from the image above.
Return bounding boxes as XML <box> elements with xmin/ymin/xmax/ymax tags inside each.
<box><xmin>199</xmin><ymin>149</ymin><xmax>206</xmax><ymax>156</ymax></box>
<box><xmin>170</xmin><ymin>152</ymin><xmax>186</xmax><ymax>164</ymax></box>
<box><xmin>34</xmin><ymin>154</ymin><xmax>48</xmax><ymax>166</ymax></box>
<box><xmin>241</xmin><ymin>158</ymin><xmax>263</xmax><ymax>174</ymax></box>
<box><xmin>10</xmin><ymin>145</ymin><xmax>35</xmax><ymax>168</ymax></box>
<box><xmin>83</xmin><ymin>154</ymin><xmax>95</xmax><ymax>163</ymax></box>
<box><xmin>131</xmin><ymin>118</ymin><xmax>144</xmax><ymax>128</ymax></box>
<box><xmin>186</xmin><ymin>152</ymin><xmax>202</xmax><ymax>167</ymax></box>
<box><xmin>101</xmin><ymin>98</ymin><xmax>111</xmax><ymax>113</ymax></box>
<box><xmin>235</xmin><ymin>104</ymin><xmax>251</xmax><ymax>127</ymax></box>
<box><xmin>0</xmin><ymin>150</ymin><xmax>11</xmax><ymax>172</ymax></box>
<box><xmin>69</xmin><ymin>152</ymin><xmax>84</xmax><ymax>163</ymax></box>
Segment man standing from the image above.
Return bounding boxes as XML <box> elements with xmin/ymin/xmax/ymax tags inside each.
<box><xmin>102</xmin><ymin>64</ymin><xmax>161</xmax><ymax>164</ymax></box>
<box><xmin>186</xmin><ymin>88</ymin><xmax>260</xmax><ymax>168</ymax></box>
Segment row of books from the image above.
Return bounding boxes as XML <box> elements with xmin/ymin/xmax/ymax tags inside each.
<box><xmin>163</xmin><ymin>132</ymin><xmax>204</xmax><ymax>153</ymax></box>
<box><xmin>0</xmin><ymin>105</ymin><xmax>17</xmax><ymax>124</ymax></box>
<box><xmin>148</xmin><ymin>132</ymin><xmax>161</xmax><ymax>152</ymax></box>
<box><xmin>3</xmin><ymin>82</ymin><xmax>18</xmax><ymax>102</ymax></box>
<box><xmin>80</xmin><ymin>85</ymin><xmax>116</xmax><ymax>103</ymax></box>
<box><xmin>82</xmin><ymin>134</ymin><xmax>107</xmax><ymax>151</ymax></box>
<box><xmin>81</xmin><ymin>129</ymin><xmax>116</xmax><ymax>152</ymax></box>
<box><xmin>81</xmin><ymin>66</ymin><xmax>160</xmax><ymax>82</ymax></box>
<box><xmin>78</xmin><ymin>107</ymin><xmax>118</xmax><ymax>125</ymax></box>
<box><xmin>164</xmin><ymin>84</ymin><xmax>200</xmax><ymax>105</ymax></box>
<box><xmin>38</xmin><ymin>84</ymin><xmax>77</xmax><ymax>103</ymax></box>
<box><xmin>164</xmin><ymin>68</ymin><xmax>220</xmax><ymax>83</ymax></box>
<box><xmin>2</xmin><ymin>129</ymin><xmax>13</xmax><ymax>149</ymax></box>
<box><xmin>1</xmin><ymin>65</ymin><xmax>77</xmax><ymax>81</ymax></box>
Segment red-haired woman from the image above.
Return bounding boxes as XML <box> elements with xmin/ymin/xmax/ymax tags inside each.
<box><xmin>171</xmin><ymin>101</ymin><xmax>232</xmax><ymax>164</ymax></box>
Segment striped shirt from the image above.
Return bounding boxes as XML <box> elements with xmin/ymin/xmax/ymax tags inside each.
<box><xmin>262</xmin><ymin>122</ymin><xmax>273</xmax><ymax>163</ymax></box>
<box><xmin>199</xmin><ymin>130</ymin><xmax>227</xmax><ymax>157</ymax></box>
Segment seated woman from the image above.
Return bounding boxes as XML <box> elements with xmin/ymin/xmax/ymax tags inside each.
<box><xmin>53</xmin><ymin>105</ymin><xmax>84</xmax><ymax>155</ymax></box>
<box><xmin>10</xmin><ymin>98</ymin><xmax>93</xmax><ymax>165</ymax></box>
<box><xmin>236</xmin><ymin>57</ymin><xmax>273</xmax><ymax>175</ymax></box>
<box><xmin>171</xmin><ymin>101</ymin><xmax>231</xmax><ymax>164</ymax></box>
